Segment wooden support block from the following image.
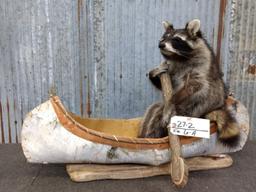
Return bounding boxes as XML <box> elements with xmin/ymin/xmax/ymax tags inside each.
<box><xmin>66</xmin><ymin>154</ymin><xmax>233</xmax><ymax>182</ymax></box>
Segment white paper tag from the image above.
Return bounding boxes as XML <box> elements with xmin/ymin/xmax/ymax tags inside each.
<box><xmin>169</xmin><ymin>116</ymin><xmax>210</xmax><ymax>138</ymax></box>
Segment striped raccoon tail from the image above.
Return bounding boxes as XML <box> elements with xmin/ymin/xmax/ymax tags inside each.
<box><xmin>217</xmin><ymin>107</ymin><xmax>240</xmax><ymax>147</ymax></box>
<box><xmin>206</xmin><ymin>101</ymin><xmax>240</xmax><ymax>147</ymax></box>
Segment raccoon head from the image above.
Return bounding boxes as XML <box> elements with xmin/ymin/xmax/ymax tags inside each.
<box><xmin>159</xmin><ymin>19</ymin><xmax>205</xmax><ymax>61</ymax></box>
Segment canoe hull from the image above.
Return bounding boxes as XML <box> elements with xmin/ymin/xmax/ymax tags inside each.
<box><xmin>21</xmin><ymin>99</ymin><xmax>249</xmax><ymax>166</ymax></box>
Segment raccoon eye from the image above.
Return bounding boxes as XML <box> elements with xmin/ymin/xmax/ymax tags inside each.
<box><xmin>172</xmin><ymin>37</ymin><xmax>183</xmax><ymax>42</ymax></box>
<box><xmin>171</xmin><ymin>37</ymin><xmax>193</xmax><ymax>52</ymax></box>
<box><xmin>160</xmin><ymin>38</ymin><xmax>165</xmax><ymax>42</ymax></box>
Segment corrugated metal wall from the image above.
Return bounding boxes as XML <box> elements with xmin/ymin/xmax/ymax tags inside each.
<box><xmin>221</xmin><ymin>0</ymin><xmax>256</xmax><ymax>140</ymax></box>
<box><xmin>0</xmin><ymin>0</ymin><xmax>255</xmax><ymax>143</ymax></box>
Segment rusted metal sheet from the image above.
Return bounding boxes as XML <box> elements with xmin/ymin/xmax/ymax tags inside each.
<box><xmin>247</xmin><ymin>64</ymin><xmax>256</xmax><ymax>75</ymax></box>
<box><xmin>0</xmin><ymin>0</ymin><xmax>255</xmax><ymax>143</ymax></box>
<box><xmin>216</xmin><ymin>0</ymin><xmax>227</xmax><ymax>65</ymax></box>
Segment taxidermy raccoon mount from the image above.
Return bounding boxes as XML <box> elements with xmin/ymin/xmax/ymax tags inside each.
<box><xmin>138</xmin><ymin>19</ymin><xmax>240</xmax><ymax>147</ymax></box>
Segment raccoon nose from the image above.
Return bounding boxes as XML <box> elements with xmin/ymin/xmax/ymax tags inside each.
<box><xmin>159</xmin><ymin>42</ymin><xmax>166</xmax><ymax>49</ymax></box>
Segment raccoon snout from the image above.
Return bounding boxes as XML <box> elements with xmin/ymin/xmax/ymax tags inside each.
<box><xmin>158</xmin><ymin>42</ymin><xmax>166</xmax><ymax>49</ymax></box>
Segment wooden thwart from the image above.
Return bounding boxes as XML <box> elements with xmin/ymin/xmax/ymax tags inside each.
<box><xmin>66</xmin><ymin>154</ymin><xmax>233</xmax><ymax>182</ymax></box>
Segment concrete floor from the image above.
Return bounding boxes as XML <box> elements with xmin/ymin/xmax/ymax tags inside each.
<box><xmin>0</xmin><ymin>142</ymin><xmax>256</xmax><ymax>192</ymax></box>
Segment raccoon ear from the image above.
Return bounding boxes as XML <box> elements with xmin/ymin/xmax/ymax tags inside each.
<box><xmin>186</xmin><ymin>19</ymin><xmax>201</xmax><ymax>36</ymax></box>
<box><xmin>162</xmin><ymin>21</ymin><xmax>173</xmax><ymax>31</ymax></box>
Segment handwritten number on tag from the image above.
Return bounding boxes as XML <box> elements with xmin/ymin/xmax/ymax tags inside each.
<box><xmin>170</xmin><ymin>116</ymin><xmax>210</xmax><ymax>139</ymax></box>
<box><xmin>176</xmin><ymin>121</ymin><xmax>195</xmax><ymax>129</ymax></box>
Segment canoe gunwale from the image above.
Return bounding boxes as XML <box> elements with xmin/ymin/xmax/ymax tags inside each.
<box><xmin>50</xmin><ymin>96</ymin><xmax>218</xmax><ymax>150</ymax></box>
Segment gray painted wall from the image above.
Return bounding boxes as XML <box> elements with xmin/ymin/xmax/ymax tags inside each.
<box><xmin>0</xmin><ymin>0</ymin><xmax>255</xmax><ymax>143</ymax></box>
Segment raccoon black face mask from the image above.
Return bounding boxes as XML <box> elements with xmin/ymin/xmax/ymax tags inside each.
<box><xmin>139</xmin><ymin>19</ymin><xmax>240</xmax><ymax>147</ymax></box>
<box><xmin>159</xmin><ymin>19</ymin><xmax>202</xmax><ymax>60</ymax></box>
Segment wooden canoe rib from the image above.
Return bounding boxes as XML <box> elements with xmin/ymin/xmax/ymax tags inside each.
<box><xmin>21</xmin><ymin>96</ymin><xmax>249</xmax><ymax>165</ymax></box>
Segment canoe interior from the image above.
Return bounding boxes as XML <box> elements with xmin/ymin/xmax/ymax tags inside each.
<box><xmin>70</xmin><ymin>113</ymin><xmax>141</xmax><ymax>138</ymax></box>
<box><xmin>50</xmin><ymin>96</ymin><xmax>219</xmax><ymax>149</ymax></box>
<box><xmin>67</xmin><ymin>97</ymin><xmax>240</xmax><ymax>140</ymax></box>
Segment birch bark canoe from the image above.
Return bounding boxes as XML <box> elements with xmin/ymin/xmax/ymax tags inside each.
<box><xmin>21</xmin><ymin>96</ymin><xmax>249</xmax><ymax>166</ymax></box>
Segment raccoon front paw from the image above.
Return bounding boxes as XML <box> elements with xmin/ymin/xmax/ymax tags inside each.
<box><xmin>149</xmin><ymin>62</ymin><xmax>169</xmax><ymax>78</ymax></box>
<box><xmin>149</xmin><ymin>68</ymin><xmax>165</xmax><ymax>78</ymax></box>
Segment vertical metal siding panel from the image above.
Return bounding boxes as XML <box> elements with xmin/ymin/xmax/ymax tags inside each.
<box><xmin>7</xmin><ymin>47</ymin><xmax>17</xmax><ymax>143</ymax></box>
<box><xmin>16</xmin><ymin>1</ymin><xmax>31</xmax><ymax>142</ymax></box>
<box><xmin>5</xmin><ymin>2</ymin><xmax>14</xmax><ymax>143</ymax></box>
<box><xmin>74</xmin><ymin>0</ymin><xmax>82</xmax><ymax>115</ymax></box>
<box><xmin>1</xmin><ymin>1</ymin><xmax>19</xmax><ymax>143</ymax></box>
<box><xmin>85</xmin><ymin>0</ymin><xmax>95</xmax><ymax>117</ymax></box>
<box><xmin>0</xmin><ymin>1</ymin><xmax>4</xmax><ymax>143</ymax></box>
<box><xmin>238</xmin><ymin>0</ymin><xmax>248</xmax><ymax>105</ymax></box>
<box><xmin>150</xmin><ymin>0</ymin><xmax>162</xmax><ymax>106</ymax></box>
<box><xmin>222</xmin><ymin>0</ymin><xmax>232</xmax><ymax>83</ymax></box>
<box><xmin>213</xmin><ymin>0</ymin><xmax>221</xmax><ymax>49</ymax></box>
<box><xmin>47</xmin><ymin>0</ymin><xmax>79</xmax><ymax>114</ymax></box>
<box><xmin>87</xmin><ymin>0</ymin><xmax>107</xmax><ymax>117</ymax></box>
<box><xmin>105</xmin><ymin>0</ymin><xmax>116</xmax><ymax>117</ymax></box>
<box><xmin>2</xmin><ymin>1</ymin><xmax>29</xmax><ymax>143</ymax></box>
<box><xmin>1</xmin><ymin>41</ymin><xmax>8</xmax><ymax>142</ymax></box>
<box><xmin>140</xmin><ymin>0</ymin><xmax>153</xmax><ymax>117</ymax></box>
<box><xmin>122</xmin><ymin>0</ymin><xmax>130</xmax><ymax>116</ymax></box>
<box><xmin>119</xmin><ymin>0</ymin><xmax>129</xmax><ymax>117</ymax></box>
<box><xmin>78</xmin><ymin>0</ymin><xmax>89</xmax><ymax>117</ymax></box>
<box><xmin>104</xmin><ymin>0</ymin><xmax>114</xmax><ymax>117</ymax></box>
<box><xmin>152</xmin><ymin>0</ymin><xmax>163</xmax><ymax>104</ymax></box>
<box><xmin>115</xmin><ymin>0</ymin><xmax>124</xmax><ymax>117</ymax></box>
<box><xmin>71</xmin><ymin>0</ymin><xmax>81</xmax><ymax>115</ymax></box>
<box><xmin>0</xmin><ymin>0</ymin><xmax>7</xmax><ymax>143</ymax></box>
<box><xmin>133</xmin><ymin>0</ymin><xmax>147</xmax><ymax>118</ymax></box>
<box><xmin>123</xmin><ymin>0</ymin><xmax>136</xmax><ymax>117</ymax></box>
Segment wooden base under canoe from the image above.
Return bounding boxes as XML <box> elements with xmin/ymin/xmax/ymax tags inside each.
<box><xmin>66</xmin><ymin>154</ymin><xmax>233</xmax><ymax>182</ymax></box>
<box><xmin>21</xmin><ymin>96</ymin><xmax>249</xmax><ymax>165</ymax></box>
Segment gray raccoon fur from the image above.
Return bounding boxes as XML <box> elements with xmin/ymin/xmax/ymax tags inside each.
<box><xmin>138</xmin><ymin>19</ymin><xmax>240</xmax><ymax>147</ymax></box>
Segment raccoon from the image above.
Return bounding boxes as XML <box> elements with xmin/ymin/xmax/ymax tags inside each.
<box><xmin>138</xmin><ymin>19</ymin><xmax>240</xmax><ymax>147</ymax></box>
